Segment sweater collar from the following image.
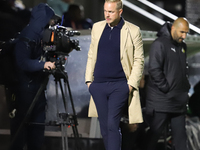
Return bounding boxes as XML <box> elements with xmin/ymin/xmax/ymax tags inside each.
<box><xmin>105</xmin><ymin>17</ymin><xmax>124</xmax><ymax>29</ymax></box>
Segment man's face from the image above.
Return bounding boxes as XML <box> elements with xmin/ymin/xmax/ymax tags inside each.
<box><xmin>171</xmin><ymin>24</ymin><xmax>189</xmax><ymax>43</ymax></box>
<box><xmin>104</xmin><ymin>2</ymin><xmax>122</xmax><ymax>27</ymax></box>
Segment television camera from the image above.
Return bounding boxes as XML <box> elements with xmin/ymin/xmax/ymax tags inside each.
<box><xmin>42</xmin><ymin>25</ymin><xmax>81</xmax><ymax>71</ymax></box>
<box><xmin>41</xmin><ymin>25</ymin><xmax>82</xmax><ymax>150</ymax></box>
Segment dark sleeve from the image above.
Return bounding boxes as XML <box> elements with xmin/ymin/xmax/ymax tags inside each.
<box><xmin>148</xmin><ymin>40</ymin><xmax>169</xmax><ymax>93</ymax></box>
<box><xmin>183</xmin><ymin>43</ymin><xmax>189</xmax><ymax>77</ymax></box>
<box><xmin>15</xmin><ymin>41</ymin><xmax>45</xmax><ymax>72</ymax></box>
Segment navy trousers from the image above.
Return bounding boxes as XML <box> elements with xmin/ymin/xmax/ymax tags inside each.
<box><xmin>10</xmin><ymin>83</ymin><xmax>46</xmax><ymax>150</ymax></box>
<box><xmin>89</xmin><ymin>81</ymin><xmax>129</xmax><ymax>150</ymax></box>
<box><xmin>146</xmin><ymin>112</ymin><xmax>188</xmax><ymax>150</ymax></box>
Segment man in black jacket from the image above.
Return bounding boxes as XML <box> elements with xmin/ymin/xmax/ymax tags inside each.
<box><xmin>145</xmin><ymin>17</ymin><xmax>190</xmax><ymax>150</ymax></box>
<box><xmin>10</xmin><ymin>3</ymin><xmax>56</xmax><ymax>150</ymax></box>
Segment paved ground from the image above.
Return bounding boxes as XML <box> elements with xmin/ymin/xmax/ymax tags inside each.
<box><xmin>0</xmin><ymin>134</ymin><xmax>105</xmax><ymax>150</ymax></box>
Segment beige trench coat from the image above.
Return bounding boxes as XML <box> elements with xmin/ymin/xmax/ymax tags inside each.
<box><xmin>85</xmin><ymin>20</ymin><xmax>144</xmax><ymax>124</ymax></box>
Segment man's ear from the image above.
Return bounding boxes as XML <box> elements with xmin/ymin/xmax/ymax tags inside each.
<box><xmin>119</xmin><ymin>9</ymin><xmax>123</xmax><ymax>16</ymax></box>
<box><xmin>171</xmin><ymin>25</ymin><xmax>175</xmax><ymax>35</ymax></box>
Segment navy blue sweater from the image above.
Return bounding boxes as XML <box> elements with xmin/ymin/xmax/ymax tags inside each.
<box><xmin>93</xmin><ymin>18</ymin><xmax>126</xmax><ymax>82</ymax></box>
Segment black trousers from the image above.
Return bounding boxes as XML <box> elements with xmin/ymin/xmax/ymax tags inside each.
<box><xmin>10</xmin><ymin>84</ymin><xmax>46</xmax><ymax>150</ymax></box>
<box><xmin>89</xmin><ymin>81</ymin><xmax>129</xmax><ymax>150</ymax></box>
<box><xmin>146</xmin><ymin>111</ymin><xmax>188</xmax><ymax>150</ymax></box>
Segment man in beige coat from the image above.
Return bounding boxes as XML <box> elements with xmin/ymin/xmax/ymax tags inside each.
<box><xmin>85</xmin><ymin>0</ymin><xmax>144</xmax><ymax>149</ymax></box>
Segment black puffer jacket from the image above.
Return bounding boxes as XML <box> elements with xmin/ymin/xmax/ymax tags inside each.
<box><xmin>146</xmin><ymin>22</ymin><xmax>190</xmax><ymax>113</ymax></box>
<box><xmin>14</xmin><ymin>3</ymin><xmax>55</xmax><ymax>90</ymax></box>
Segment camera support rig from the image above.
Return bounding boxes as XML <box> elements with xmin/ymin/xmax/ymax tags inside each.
<box><xmin>42</xmin><ymin>25</ymin><xmax>82</xmax><ymax>149</ymax></box>
<box><xmin>48</xmin><ymin>66</ymin><xmax>81</xmax><ymax>150</ymax></box>
<box><xmin>10</xmin><ymin>25</ymin><xmax>82</xmax><ymax>150</ymax></box>
<box><xmin>10</xmin><ymin>67</ymin><xmax>82</xmax><ymax>150</ymax></box>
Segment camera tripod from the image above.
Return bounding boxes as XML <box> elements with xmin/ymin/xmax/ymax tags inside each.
<box><xmin>49</xmin><ymin>67</ymin><xmax>81</xmax><ymax>150</ymax></box>
<box><xmin>9</xmin><ymin>67</ymin><xmax>82</xmax><ymax>150</ymax></box>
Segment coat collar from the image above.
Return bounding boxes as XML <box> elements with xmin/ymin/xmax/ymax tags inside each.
<box><xmin>120</xmin><ymin>21</ymin><xmax>128</xmax><ymax>59</ymax></box>
<box><xmin>97</xmin><ymin>19</ymin><xmax>129</xmax><ymax>59</ymax></box>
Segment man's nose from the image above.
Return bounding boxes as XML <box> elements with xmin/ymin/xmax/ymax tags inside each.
<box><xmin>105</xmin><ymin>11</ymin><xmax>109</xmax><ymax>16</ymax></box>
<box><xmin>182</xmin><ymin>33</ymin><xmax>187</xmax><ymax>39</ymax></box>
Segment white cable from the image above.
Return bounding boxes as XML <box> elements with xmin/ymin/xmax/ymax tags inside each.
<box><xmin>137</xmin><ymin>0</ymin><xmax>200</xmax><ymax>34</ymax></box>
<box><xmin>123</xmin><ymin>0</ymin><xmax>165</xmax><ymax>25</ymax></box>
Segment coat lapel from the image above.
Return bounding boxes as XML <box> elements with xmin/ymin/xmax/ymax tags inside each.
<box><xmin>96</xmin><ymin>21</ymin><xmax>107</xmax><ymax>44</ymax></box>
<box><xmin>120</xmin><ymin>23</ymin><xmax>128</xmax><ymax>59</ymax></box>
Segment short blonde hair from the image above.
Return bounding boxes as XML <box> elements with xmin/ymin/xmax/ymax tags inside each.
<box><xmin>105</xmin><ymin>0</ymin><xmax>123</xmax><ymax>10</ymax></box>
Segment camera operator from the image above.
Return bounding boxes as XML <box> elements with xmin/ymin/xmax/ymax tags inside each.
<box><xmin>10</xmin><ymin>3</ymin><xmax>58</xmax><ymax>150</ymax></box>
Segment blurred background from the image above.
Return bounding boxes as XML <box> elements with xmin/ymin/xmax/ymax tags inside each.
<box><xmin>5</xmin><ymin>0</ymin><xmax>200</xmax><ymax>31</ymax></box>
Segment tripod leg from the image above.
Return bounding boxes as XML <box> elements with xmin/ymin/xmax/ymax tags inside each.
<box><xmin>71</xmin><ymin>123</ymin><xmax>82</xmax><ymax>150</ymax></box>
<box><xmin>59</xmin><ymin>79</ymin><xmax>68</xmax><ymax>111</ymax></box>
<box><xmin>61</xmin><ymin>124</ymin><xmax>65</xmax><ymax>150</ymax></box>
<box><xmin>55</xmin><ymin>80</ymin><xmax>60</xmax><ymax>118</ymax></box>
<box><xmin>57</xmin><ymin>72</ymin><xmax>82</xmax><ymax>150</ymax></box>
<box><xmin>70</xmin><ymin>115</ymin><xmax>80</xmax><ymax>138</ymax></box>
<box><xmin>64</xmin><ymin>124</ymin><xmax>69</xmax><ymax>150</ymax></box>
<box><xmin>61</xmin><ymin>124</ymin><xmax>69</xmax><ymax>150</ymax></box>
<box><xmin>10</xmin><ymin>76</ymin><xmax>49</xmax><ymax>150</ymax></box>
<box><xmin>65</xmin><ymin>79</ymin><xmax>77</xmax><ymax>118</ymax></box>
